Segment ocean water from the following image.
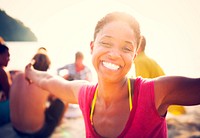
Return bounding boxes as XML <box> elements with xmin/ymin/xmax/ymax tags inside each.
<box><xmin>7</xmin><ymin>42</ymin><xmax>40</xmax><ymax>71</ymax></box>
<box><xmin>6</xmin><ymin>41</ymin><xmax>200</xmax><ymax>81</ymax></box>
<box><xmin>6</xmin><ymin>41</ymin><xmax>98</xmax><ymax>81</ymax></box>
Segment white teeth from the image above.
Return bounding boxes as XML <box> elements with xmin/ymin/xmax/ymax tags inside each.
<box><xmin>102</xmin><ymin>61</ymin><xmax>120</xmax><ymax>70</ymax></box>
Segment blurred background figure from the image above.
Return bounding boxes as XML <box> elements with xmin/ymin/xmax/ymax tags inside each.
<box><xmin>37</xmin><ymin>47</ymin><xmax>48</xmax><ymax>54</ymax></box>
<box><xmin>134</xmin><ymin>35</ymin><xmax>165</xmax><ymax>78</ymax></box>
<box><xmin>57</xmin><ymin>51</ymin><xmax>92</xmax><ymax>82</ymax></box>
<box><xmin>32</xmin><ymin>47</ymin><xmax>51</xmax><ymax>71</ymax></box>
<box><xmin>134</xmin><ymin>35</ymin><xmax>185</xmax><ymax>115</ymax></box>
<box><xmin>57</xmin><ymin>51</ymin><xmax>92</xmax><ymax>118</ymax></box>
<box><xmin>9</xmin><ymin>47</ymin><xmax>67</xmax><ymax>137</ymax></box>
<box><xmin>0</xmin><ymin>43</ymin><xmax>11</xmax><ymax>126</ymax></box>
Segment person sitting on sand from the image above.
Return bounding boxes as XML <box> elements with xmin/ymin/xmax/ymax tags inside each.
<box><xmin>0</xmin><ymin>43</ymin><xmax>11</xmax><ymax>126</ymax></box>
<box><xmin>25</xmin><ymin>12</ymin><xmax>200</xmax><ymax>138</ymax></box>
<box><xmin>10</xmin><ymin>48</ymin><xmax>67</xmax><ymax>138</ymax></box>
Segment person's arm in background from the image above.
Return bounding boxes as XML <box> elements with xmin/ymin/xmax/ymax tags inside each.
<box><xmin>57</xmin><ymin>65</ymin><xmax>67</xmax><ymax>75</ymax></box>
<box><xmin>86</xmin><ymin>67</ymin><xmax>93</xmax><ymax>82</ymax></box>
<box><xmin>57</xmin><ymin>65</ymin><xmax>71</xmax><ymax>80</ymax></box>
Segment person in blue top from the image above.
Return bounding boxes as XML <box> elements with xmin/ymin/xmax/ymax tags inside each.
<box><xmin>57</xmin><ymin>51</ymin><xmax>92</xmax><ymax>82</ymax></box>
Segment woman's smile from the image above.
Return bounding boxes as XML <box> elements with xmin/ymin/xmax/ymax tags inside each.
<box><xmin>102</xmin><ymin>61</ymin><xmax>120</xmax><ymax>71</ymax></box>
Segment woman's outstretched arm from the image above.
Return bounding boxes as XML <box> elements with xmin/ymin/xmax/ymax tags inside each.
<box><xmin>25</xmin><ymin>62</ymin><xmax>89</xmax><ymax>103</ymax></box>
<box><xmin>154</xmin><ymin>76</ymin><xmax>200</xmax><ymax>115</ymax></box>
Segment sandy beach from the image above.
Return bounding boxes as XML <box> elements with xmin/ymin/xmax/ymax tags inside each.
<box><xmin>0</xmin><ymin>105</ymin><xmax>200</xmax><ymax>138</ymax></box>
<box><xmin>166</xmin><ymin>105</ymin><xmax>200</xmax><ymax>138</ymax></box>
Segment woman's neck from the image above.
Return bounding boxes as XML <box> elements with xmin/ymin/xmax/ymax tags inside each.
<box><xmin>97</xmin><ymin>78</ymin><xmax>128</xmax><ymax>104</ymax></box>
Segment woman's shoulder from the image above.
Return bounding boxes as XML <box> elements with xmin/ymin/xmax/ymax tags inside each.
<box><xmin>132</xmin><ymin>77</ymin><xmax>155</xmax><ymax>92</ymax></box>
<box><xmin>79</xmin><ymin>83</ymin><xmax>97</xmax><ymax>98</ymax></box>
<box><xmin>134</xmin><ymin>77</ymin><xmax>154</xmax><ymax>83</ymax></box>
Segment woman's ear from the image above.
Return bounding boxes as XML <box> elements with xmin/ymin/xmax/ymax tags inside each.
<box><xmin>90</xmin><ymin>41</ymin><xmax>94</xmax><ymax>54</ymax></box>
<box><xmin>133</xmin><ymin>44</ymin><xmax>139</xmax><ymax>60</ymax></box>
<box><xmin>133</xmin><ymin>53</ymin><xmax>137</xmax><ymax>60</ymax></box>
<box><xmin>133</xmin><ymin>51</ymin><xmax>138</xmax><ymax>60</ymax></box>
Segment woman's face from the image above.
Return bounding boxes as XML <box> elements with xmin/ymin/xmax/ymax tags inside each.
<box><xmin>91</xmin><ymin>21</ymin><xmax>137</xmax><ymax>82</ymax></box>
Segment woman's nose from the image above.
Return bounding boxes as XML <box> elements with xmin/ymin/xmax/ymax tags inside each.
<box><xmin>107</xmin><ymin>48</ymin><xmax>121</xmax><ymax>59</ymax></box>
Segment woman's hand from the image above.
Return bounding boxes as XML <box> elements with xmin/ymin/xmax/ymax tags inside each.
<box><xmin>25</xmin><ymin>60</ymin><xmax>35</xmax><ymax>84</ymax></box>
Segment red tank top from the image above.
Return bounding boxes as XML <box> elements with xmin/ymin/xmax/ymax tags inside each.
<box><xmin>78</xmin><ymin>78</ymin><xmax>167</xmax><ymax>138</ymax></box>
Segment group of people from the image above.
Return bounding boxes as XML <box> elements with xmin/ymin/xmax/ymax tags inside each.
<box><xmin>0</xmin><ymin>38</ymin><xmax>93</xmax><ymax>137</ymax></box>
<box><xmin>1</xmin><ymin>11</ymin><xmax>200</xmax><ymax>138</ymax></box>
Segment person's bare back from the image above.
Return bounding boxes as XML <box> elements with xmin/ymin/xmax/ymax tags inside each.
<box><xmin>10</xmin><ymin>72</ymin><xmax>49</xmax><ymax>133</ymax></box>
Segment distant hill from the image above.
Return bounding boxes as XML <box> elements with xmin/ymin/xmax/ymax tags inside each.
<box><xmin>0</xmin><ymin>9</ymin><xmax>37</xmax><ymax>41</ymax></box>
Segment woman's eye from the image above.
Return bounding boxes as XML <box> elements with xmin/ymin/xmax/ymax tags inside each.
<box><xmin>99</xmin><ymin>41</ymin><xmax>112</xmax><ymax>48</ymax></box>
<box><xmin>122</xmin><ymin>46</ymin><xmax>132</xmax><ymax>52</ymax></box>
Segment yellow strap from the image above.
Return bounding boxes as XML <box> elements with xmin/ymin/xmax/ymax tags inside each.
<box><xmin>90</xmin><ymin>86</ymin><xmax>98</xmax><ymax>124</ymax></box>
<box><xmin>128</xmin><ymin>78</ymin><xmax>132</xmax><ymax>111</ymax></box>
<box><xmin>90</xmin><ymin>78</ymin><xmax>133</xmax><ymax>124</ymax></box>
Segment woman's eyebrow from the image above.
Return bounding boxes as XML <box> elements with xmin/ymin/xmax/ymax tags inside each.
<box><xmin>124</xmin><ymin>40</ymin><xmax>136</xmax><ymax>46</ymax></box>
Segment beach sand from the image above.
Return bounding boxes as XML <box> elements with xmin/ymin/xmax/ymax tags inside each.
<box><xmin>167</xmin><ymin>105</ymin><xmax>200</xmax><ymax>138</ymax></box>
<box><xmin>0</xmin><ymin>105</ymin><xmax>199</xmax><ymax>138</ymax></box>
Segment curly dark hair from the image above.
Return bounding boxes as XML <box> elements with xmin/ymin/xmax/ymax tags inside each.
<box><xmin>32</xmin><ymin>53</ymin><xmax>51</xmax><ymax>71</ymax></box>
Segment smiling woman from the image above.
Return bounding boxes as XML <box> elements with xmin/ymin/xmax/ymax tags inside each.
<box><xmin>0</xmin><ymin>1</ymin><xmax>200</xmax><ymax>138</ymax></box>
<box><xmin>23</xmin><ymin>11</ymin><xmax>200</xmax><ymax>138</ymax></box>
